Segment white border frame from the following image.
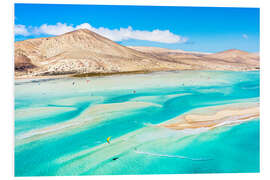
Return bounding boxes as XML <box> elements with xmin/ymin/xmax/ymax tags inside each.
<box><xmin>1</xmin><ymin>0</ymin><xmax>269</xmax><ymax>179</ymax></box>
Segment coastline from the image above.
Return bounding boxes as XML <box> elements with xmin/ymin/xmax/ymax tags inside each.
<box><xmin>14</xmin><ymin>69</ymin><xmax>260</xmax><ymax>82</ymax></box>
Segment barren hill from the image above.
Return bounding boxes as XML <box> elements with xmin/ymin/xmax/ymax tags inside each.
<box><xmin>127</xmin><ymin>46</ymin><xmax>211</xmax><ymax>56</ymax></box>
<box><xmin>129</xmin><ymin>46</ymin><xmax>260</xmax><ymax>71</ymax></box>
<box><xmin>203</xmin><ymin>49</ymin><xmax>260</xmax><ymax>66</ymax></box>
<box><xmin>14</xmin><ymin>29</ymin><xmax>260</xmax><ymax>79</ymax></box>
<box><xmin>14</xmin><ymin>29</ymin><xmax>193</xmax><ymax>77</ymax></box>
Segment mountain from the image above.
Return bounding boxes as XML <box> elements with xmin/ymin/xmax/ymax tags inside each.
<box><xmin>127</xmin><ymin>46</ymin><xmax>188</xmax><ymax>54</ymax></box>
<box><xmin>127</xmin><ymin>46</ymin><xmax>211</xmax><ymax>55</ymax></box>
<box><xmin>203</xmin><ymin>49</ymin><xmax>260</xmax><ymax>65</ymax></box>
<box><xmin>14</xmin><ymin>29</ymin><xmax>260</xmax><ymax>79</ymax></box>
<box><xmin>129</xmin><ymin>46</ymin><xmax>260</xmax><ymax>71</ymax></box>
<box><xmin>14</xmin><ymin>29</ymin><xmax>193</xmax><ymax>78</ymax></box>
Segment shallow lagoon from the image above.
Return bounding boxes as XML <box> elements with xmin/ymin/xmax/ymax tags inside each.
<box><xmin>14</xmin><ymin>71</ymin><xmax>260</xmax><ymax>176</ymax></box>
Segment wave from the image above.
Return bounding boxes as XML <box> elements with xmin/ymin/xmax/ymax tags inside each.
<box><xmin>134</xmin><ymin>150</ymin><xmax>212</xmax><ymax>161</ymax></box>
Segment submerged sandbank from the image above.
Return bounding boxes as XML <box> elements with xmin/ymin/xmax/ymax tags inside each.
<box><xmin>15</xmin><ymin>101</ymin><xmax>162</xmax><ymax>145</ymax></box>
<box><xmin>161</xmin><ymin>102</ymin><xmax>259</xmax><ymax>130</ymax></box>
<box><xmin>53</xmin><ymin>101</ymin><xmax>260</xmax><ymax>175</ymax></box>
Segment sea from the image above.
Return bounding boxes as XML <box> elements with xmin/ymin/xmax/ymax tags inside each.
<box><xmin>14</xmin><ymin>70</ymin><xmax>260</xmax><ymax>176</ymax></box>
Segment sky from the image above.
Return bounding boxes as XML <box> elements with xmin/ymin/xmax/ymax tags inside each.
<box><xmin>14</xmin><ymin>4</ymin><xmax>260</xmax><ymax>53</ymax></box>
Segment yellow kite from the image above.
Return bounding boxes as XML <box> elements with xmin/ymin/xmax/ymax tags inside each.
<box><xmin>106</xmin><ymin>136</ymin><xmax>111</xmax><ymax>144</ymax></box>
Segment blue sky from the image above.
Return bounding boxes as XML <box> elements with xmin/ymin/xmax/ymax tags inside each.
<box><xmin>14</xmin><ymin>4</ymin><xmax>260</xmax><ymax>53</ymax></box>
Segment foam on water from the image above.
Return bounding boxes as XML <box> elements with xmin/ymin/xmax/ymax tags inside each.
<box><xmin>134</xmin><ymin>150</ymin><xmax>212</xmax><ymax>161</ymax></box>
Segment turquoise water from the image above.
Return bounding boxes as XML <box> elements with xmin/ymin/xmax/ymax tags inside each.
<box><xmin>14</xmin><ymin>71</ymin><xmax>260</xmax><ymax>176</ymax></box>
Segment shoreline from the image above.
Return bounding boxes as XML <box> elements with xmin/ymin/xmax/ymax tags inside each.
<box><xmin>14</xmin><ymin>69</ymin><xmax>260</xmax><ymax>82</ymax></box>
<box><xmin>14</xmin><ymin>70</ymin><xmax>154</xmax><ymax>81</ymax></box>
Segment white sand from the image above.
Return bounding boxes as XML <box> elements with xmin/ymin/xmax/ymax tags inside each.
<box><xmin>161</xmin><ymin>102</ymin><xmax>259</xmax><ymax>130</ymax></box>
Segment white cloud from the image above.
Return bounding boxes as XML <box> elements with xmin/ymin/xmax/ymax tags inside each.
<box><xmin>14</xmin><ymin>23</ymin><xmax>187</xmax><ymax>44</ymax></box>
<box><xmin>14</xmin><ymin>25</ymin><xmax>29</xmax><ymax>36</ymax></box>
<box><xmin>242</xmin><ymin>34</ymin><xmax>248</xmax><ymax>39</ymax></box>
<box><xmin>32</xmin><ymin>23</ymin><xmax>75</xmax><ymax>35</ymax></box>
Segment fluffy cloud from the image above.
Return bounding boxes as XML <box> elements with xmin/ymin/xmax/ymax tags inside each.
<box><xmin>34</xmin><ymin>23</ymin><xmax>75</xmax><ymax>35</ymax></box>
<box><xmin>242</xmin><ymin>34</ymin><xmax>248</xmax><ymax>39</ymax></box>
<box><xmin>14</xmin><ymin>23</ymin><xmax>187</xmax><ymax>44</ymax></box>
<box><xmin>14</xmin><ymin>25</ymin><xmax>29</xmax><ymax>36</ymax></box>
